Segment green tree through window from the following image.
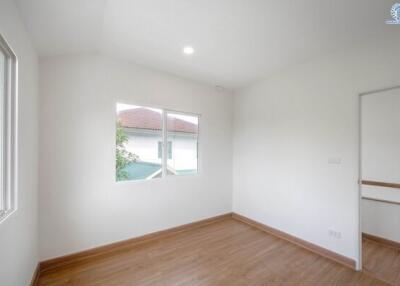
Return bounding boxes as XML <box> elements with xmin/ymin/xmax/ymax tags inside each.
<box><xmin>116</xmin><ymin>121</ymin><xmax>138</xmax><ymax>180</ymax></box>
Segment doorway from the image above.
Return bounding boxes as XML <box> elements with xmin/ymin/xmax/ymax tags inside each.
<box><xmin>359</xmin><ymin>85</ymin><xmax>400</xmax><ymax>284</ymax></box>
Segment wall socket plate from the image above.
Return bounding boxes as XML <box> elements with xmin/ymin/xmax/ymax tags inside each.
<box><xmin>328</xmin><ymin>229</ymin><xmax>342</xmax><ymax>239</ymax></box>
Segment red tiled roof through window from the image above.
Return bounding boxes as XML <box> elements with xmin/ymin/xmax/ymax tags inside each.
<box><xmin>118</xmin><ymin>108</ymin><xmax>197</xmax><ymax>134</ymax></box>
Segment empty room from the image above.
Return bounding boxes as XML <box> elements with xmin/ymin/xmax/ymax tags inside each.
<box><xmin>1</xmin><ymin>0</ymin><xmax>400</xmax><ymax>285</ymax></box>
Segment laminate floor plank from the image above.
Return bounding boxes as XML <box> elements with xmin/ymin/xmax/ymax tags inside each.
<box><xmin>363</xmin><ymin>238</ymin><xmax>400</xmax><ymax>285</ymax></box>
<box><xmin>38</xmin><ymin>219</ymin><xmax>391</xmax><ymax>286</ymax></box>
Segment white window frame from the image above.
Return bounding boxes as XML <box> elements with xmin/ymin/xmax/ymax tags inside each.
<box><xmin>157</xmin><ymin>141</ymin><xmax>172</xmax><ymax>159</ymax></box>
<box><xmin>163</xmin><ymin>109</ymin><xmax>199</xmax><ymax>178</ymax></box>
<box><xmin>116</xmin><ymin>103</ymin><xmax>199</xmax><ymax>182</ymax></box>
<box><xmin>0</xmin><ymin>33</ymin><xmax>18</xmax><ymax>223</ymax></box>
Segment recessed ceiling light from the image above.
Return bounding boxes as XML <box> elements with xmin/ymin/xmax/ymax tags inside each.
<box><xmin>183</xmin><ymin>46</ymin><xmax>194</xmax><ymax>55</ymax></box>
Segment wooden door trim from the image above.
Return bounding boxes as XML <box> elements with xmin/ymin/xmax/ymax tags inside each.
<box><xmin>361</xmin><ymin>180</ymin><xmax>400</xmax><ymax>189</ymax></box>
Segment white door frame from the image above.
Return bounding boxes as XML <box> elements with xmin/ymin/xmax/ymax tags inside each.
<box><xmin>357</xmin><ymin>84</ymin><xmax>400</xmax><ymax>271</ymax></box>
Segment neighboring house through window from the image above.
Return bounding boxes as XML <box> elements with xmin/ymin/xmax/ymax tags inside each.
<box><xmin>116</xmin><ymin>103</ymin><xmax>199</xmax><ymax>181</ymax></box>
<box><xmin>158</xmin><ymin>141</ymin><xmax>172</xmax><ymax>159</ymax></box>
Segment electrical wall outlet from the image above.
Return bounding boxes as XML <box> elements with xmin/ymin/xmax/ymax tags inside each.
<box><xmin>328</xmin><ymin>229</ymin><xmax>342</xmax><ymax>239</ymax></box>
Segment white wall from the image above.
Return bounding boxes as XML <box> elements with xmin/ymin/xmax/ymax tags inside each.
<box><xmin>362</xmin><ymin>199</ymin><xmax>400</xmax><ymax>243</ymax></box>
<box><xmin>361</xmin><ymin>89</ymin><xmax>400</xmax><ymax>242</ymax></box>
<box><xmin>233</xmin><ymin>37</ymin><xmax>400</xmax><ymax>266</ymax></box>
<box><xmin>39</xmin><ymin>54</ymin><xmax>233</xmax><ymax>260</ymax></box>
<box><xmin>0</xmin><ymin>0</ymin><xmax>39</xmax><ymax>285</ymax></box>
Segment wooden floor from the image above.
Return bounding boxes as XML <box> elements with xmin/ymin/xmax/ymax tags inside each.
<box><xmin>363</xmin><ymin>237</ymin><xmax>400</xmax><ymax>285</ymax></box>
<box><xmin>38</xmin><ymin>218</ymin><xmax>391</xmax><ymax>286</ymax></box>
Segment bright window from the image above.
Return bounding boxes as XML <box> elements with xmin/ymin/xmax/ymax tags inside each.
<box><xmin>158</xmin><ymin>141</ymin><xmax>172</xmax><ymax>159</ymax></box>
<box><xmin>0</xmin><ymin>47</ymin><xmax>4</xmax><ymax>214</ymax></box>
<box><xmin>0</xmin><ymin>34</ymin><xmax>18</xmax><ymax>223</ymax></box>
<box><xmin>116</xmin><ymin>104</ymin><xmax>162</xmax><ymax>181</ymax></box>
<box><xmin>166</xmin><ymin>112</ymin><xmax>198</xmax><ymax>176</ymax></box>
<box><xmin>116</xmin><ymin>103</ymin><xmax>199</xmax><ymax>181</ymax></box>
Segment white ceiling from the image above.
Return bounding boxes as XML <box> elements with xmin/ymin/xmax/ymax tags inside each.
<box><xmin>15</xmin><ymin>0</ymin><xmax>397</xmax><ymax>89</ymax></box>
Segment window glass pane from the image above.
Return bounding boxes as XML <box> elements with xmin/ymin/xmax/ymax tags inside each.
<box><xmin>158</xmin><ymin>141</ymin><xmax>172</xmax><ymax>159</ymax></box>
<box><xmin>116</xmin><ymin>103</ymin><xmax>163</xmax><ymax>181</ymax></box>
<box><xmin>157</xmin><ymin>141</ymin><xmax>162</xmax><ymax>158</ymax></box>
<box><xmin>166</xmin><ymin>112</ymin><xmax>198</xmax><ymax>175</ymax></box>
<box><xmin>0</xmin><ymin>50</ymin><xmax>4</xmax><ymax>211</ymax></box>
<box><xmin>0</xmin><ymin>50</ymin><xmax>4</xmax><ymax>88</ymax></box>
<box><xmin>0</xmin><ymin>35</ymin><xmax>17</xmax><ymax>223</ymax></box>
<box><xmin>168</xmin><ymin>141</ymin><xmax>172</xmax><ymax>159</ymax></box>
